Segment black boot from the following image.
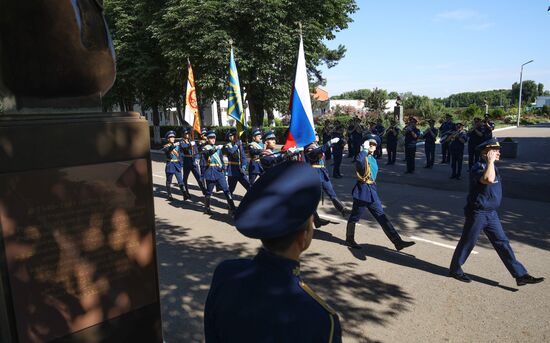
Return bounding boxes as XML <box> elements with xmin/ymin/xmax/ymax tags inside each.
<box><xmin>198</xmin><ymin>181</ymin><xmax>207</xmax><ymax>196</ymax></box>
<box><xmin>166</xmin><ymin>181</ymin><xmax>173</xmax><ymax>200</ymax></box>
<box><xmin>332</xmin><ymin>198</ymin><xmax>350</xmax><ymax>218</ymax></box>
<box><xmin>377</xmin><ymin>215</ymin><xmax>415</xmax><ymax>251</ymax></box>
<box><xmin>345</xmin><ymin>222</ymin><xmax>361</xmax><ymax>249</ymax></box>
<box><xmin>225</xmin><ymin>192</ymin><xmax>236</xmax><ymax>217</ymax></box>
<box><xmin>180</xmin><ymin>185</ymin><xmax>189</xmax><ymax>201</ymax></box>
<box><xmin>313</xmin><ymin>211</ymin><xmax>330</xmax><ymax>228</ymax></box>
<box><xmin>203</xmin><ymin>196</ymin><xmax>213</xmax><ymax>215</ymax></box>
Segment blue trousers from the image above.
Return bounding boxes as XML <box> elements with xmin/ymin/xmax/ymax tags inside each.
<box><xmin>183</xmin><ymin>164</ymin><xmax>206</xmax><ymax>194</ymax></box>
<box><xmin>321</xmin><ymin>178</ymin><xmax>337</xmax><ymax>200</ymax></box>
<box><xmin>332</xmin><ymin>153</ymin><xmax>342</xmax><ymax>177</ymax></box>
<box><xmin>228</xmin><ymin>174</ymin><xmax>251</xmax><ymax>193</ymax></box>
<box><xmin>449</xmin><ymin>210</ymin><xmax>527</xmax><ymax>278</ymax></box>
<box><xmin>206</xmin><ymin>177</ymin><xmax>230</xmax><ymax>196</ymax></box>
<box><xmin>386</xmin><ymin>143</ymin><xmax>397</xmax><ymax>164</ymax></box>
<box><xmin>405</xmin><ymin>145</ymin><xmax>416</xmax><ymax>172</ymax></box>
<box><xmin>450</xmin><ymin>151</ymin><xmax>463</xmax><ymax>177</ymax></box>
<box><xmin>441</xmin><ymin>141</ymin><xmax>450</xmax><ymax>163</ymax></box>
<box><xmin>425</xmin><ymin>143</ymin><xmax>435</xmax><ymax>167</ymax></box>
<box><xmin>348</xmin><ymin>198</ymin><xmax>401</xmax><ymax>244</ymax></box>
<box><xmin>166</xmin><ymin>171</ymin><xmax>183</xmax><ymax>186</ymax></box>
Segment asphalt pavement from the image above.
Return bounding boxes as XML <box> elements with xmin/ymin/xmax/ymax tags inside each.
<box><xmin>153</xmin><ymin>124</ymin><xmax>550</xmax><ymax>343</ymax></box>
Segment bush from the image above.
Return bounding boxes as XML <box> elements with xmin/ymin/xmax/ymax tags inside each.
<box><xmin>489</xmin><ymin>108</ymin><xmax>505</xmax><ymax>119</ymax></box>
<box><xmin>503</xmin><ymin>114</ymin><xmax>516</xmax><ymax>124</ymax></box>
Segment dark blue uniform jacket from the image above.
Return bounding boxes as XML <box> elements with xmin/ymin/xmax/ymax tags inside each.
<box><xmin>466</xmin><ymin>162</ymin><xmax>502</xmax><ymax>212</ymax></box>
<box><xmin>351</xmin><ymin>151</ymin><xmax>380</xmax><ymax>203</ymax></box>
<box><xmin>224</xmin><ymin>141</ymin><xmax>248</xmax><ymax>177</ymax></box>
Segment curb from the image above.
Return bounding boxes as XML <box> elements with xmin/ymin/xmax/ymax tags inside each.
<box><xmin>493</xmin><ymin>126</ymin><xmax>517</xmax><ymax>133</ymax></box>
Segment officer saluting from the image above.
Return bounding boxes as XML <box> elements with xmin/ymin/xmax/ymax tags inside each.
<box><xmin>204</xmin><ymin>161</ymin><xmax>342</xmax><ymax>342</ymax></box>
<box><xmin>449</xmin><ymin>138</ymin><xmax>544</xmax><ymax>285</ymax></box>
<box><xmin>223</xmin><ymin>128</ymin><xmax>251</xmax><ymax>193</ymax></box>
<box><xmin>248</xmin><ymin>128</ymin><xmax>264</xmax><ymax>184</ymax></box>
<box><xmin>201</xmin><ymin>130</ymin><xmax>237</xmax><ymax>216</ymax></box>
<box><xmin>180</xmin><ymin>127</ymin><xmax>207</xmax><ymax>200</ymax></box>
<box><xmin>345</xmin><ymin>135</ymin><xmax>415</xmax><ymax>251</ymax></box>
<box><xmin>260</xmin><ymin>130</ymin><xmax>300</xmax><ymax>170</ymax></box>
<box><xmin>161</xmin><ymin>130</ymin><xmax>185</xmax><ymax>200</ymax></box>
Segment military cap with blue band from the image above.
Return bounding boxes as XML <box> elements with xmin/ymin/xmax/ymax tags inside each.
<box><xmin>252</xmin><ymin>128</ymin><xmax>262</xmax><ymax>137</ymax></box>
<box><xmin>206</xmin><ymin>130</ymin><xmax>217</xmax><ymax>138</ymax></box>
<box><xmin>476</xmin><ymin>138</ymin><xmax>500</xmax><ymax>152</ymax></box>
<box><xmin>182</xmin><ymin>127</ymin><xmax>191</xmax><ymax>134</ymax></box>
<box><xmin>226</xmin><ymin>128</ymin><xmax>237</xmax><ymax>140</ymax></box>
<box><xmin>201</xmin><ymin>128</ymin><xmax>208</xmax><ymax>135</ymax></box>
<box><xmin>165</xmin><ymin>130</ymin><xmax>176</xmax><ymax>139</ymax></box>
<box><xmin>263</xmin><ymin>130</ymin><xmax>276</xmax><ymax>140</ymax></box>
<box><xmin>235</xmin><ymin>161</ymin><xmax>321</xmax><ymax>239</ymax></box>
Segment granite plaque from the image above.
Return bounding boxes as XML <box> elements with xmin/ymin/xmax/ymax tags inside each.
<box><xmin>0</xmin><ymin>159</ymin><xmax>159</xmax><ymax>343</ymax></box>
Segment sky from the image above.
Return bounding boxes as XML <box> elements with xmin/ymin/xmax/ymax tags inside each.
<box><xmin>319</xmin><ymin>0</ymin><xmax>550</xmax><ymax>98</ymax></box>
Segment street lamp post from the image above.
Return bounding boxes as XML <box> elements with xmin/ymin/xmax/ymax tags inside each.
<box><xmin>517</xmin><ymin>59</ymin><xmax>534</xmax><ymax>127</ymax></box>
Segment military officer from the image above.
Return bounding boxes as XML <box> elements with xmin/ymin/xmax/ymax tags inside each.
<box><xmin>404</xmin><ymin>117</ymin><xmax>421</xmax><ymax>174</ymax></box>
<box><xmin>345</xmin><ymin>135</ymin><xmax>416</xmax><ymax>251</ymax></box>
<box><xmin>350</xmin><ymin>119</ymin><xmax>363</xmax><ymax>161</ymax></box>
<box><xmin>448</xmin><ymin>138</ymin><xmax>545</xmax><ymax>286</ymax></box>
<box><xmin>385</xmin><ymin>119</ymin><xmax>399</xmax><ymax>165</ymax></box>
<box><xmin>204</xmin><ymin>161</ymin><xmax>342</xmax><ymax>342</ymax></box>
<box><xmin>162</xmin><ymin>130</ymin><xmax>185</xmax><ymax>200</ymax></box>
<box><xmin>482</xmin><ymin>114</ymin><xmax>495</xmax><ymax>140</ymax></box>
<box><xmin>439</xmin><ymin>114</ymin><xmax>455</xmax><ymax>163</ymax></box>
<box><xmin>422</xmin><ymin>119</ymin><xmax>438</xmax><ymax>168</ymax></box>
<box><xmin>449</xmin><ymin>123</ymin><xmax>468</xmax><ymax>180</ymax></box>
<box><xmin>180</xmin><ymin>127</ymin><xmax>207</xmax><ymax>200</ymax></box>
<box><xmin>305</xmin><ymin>132</ymin><xmax>350</xmax><ymax>228</ymax></box>
<box><xmin>260</xmin><ymin>130</ymin><xmax>301</xmax><ymax>170</ymax></box>
<box><xmin>467</xmin><ymin>118</ymin><xmax>484</xmax><ymax>170</ymax></box>
<box><xmin>197</xmin><ymin>128</ymin><xmax>209</xmax><ymax>177</ymax></box>
<box><xmin>332</xmin><ymin>125</ymin><xmax>345</xmax><ymax>178</ymax></box>
<box><xmin>223</xmin><ymin>128</ymin><xmax>251</xmax><ymax>194</ymax></box>
<box><xmin>321</xmin><ymin>124</ymin><xmax>332</xmax><ymax>161</ymax></box>
<box><xmin>248</xmin><ymin>128</ymin><xmax>264</xmax><ymax>184</ymax></box>
<box><xmin>201</xmin><ymin>130</ymin><xmax>237</xmax><ymax>216</ymax></box>
<box><xmin>372</xmin><ymin>119</ymin><xmax>386</xmax><ymax>159</ymax></box>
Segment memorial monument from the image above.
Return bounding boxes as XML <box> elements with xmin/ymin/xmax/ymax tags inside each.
<box><xmin>0</xmin><ymin>1</ymin><xmax>164</xmax><ymax>342</ymax></box>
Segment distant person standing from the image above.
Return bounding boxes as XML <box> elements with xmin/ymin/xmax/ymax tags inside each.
<box><xmin>467</xmin><ymin>118</ymin><xmax>484</xmax><ymax>170</ymax></box>
<box><xmin>350</xmin><ymin>120</ymin><xmax>363</xmax><ymax>161</ymax></box>
<box><xmin>385</xmin><ymin>119</ymin><xmax>399</xmax><ymax>165</ymax></box>
<box><xmin>404</xmin><ymin>117</ymin><xmax>421</xmax><ymax>174</ymax></box>
<box><xmin>482</xmin><ymin>114</ymin><xmax>495</xmax><ymax>140</ymax></box>
<box><xmin>346</xmin><ymin>121</ymin><xmax>354</xmax><ymax>158</ymax></box>
<box><xmin>332</xmin><ymin>125</ymin><xmax>345</xmax><ymax>178</ymax></box>
<box><xmin>204</xmin><ymin>161</ymin><xmax>342</xmax><ymax>342</ymax></box>
<box><xmin>321</xmin><ymin>124</ymin><xmax>332</xmax><ymax>161</ymax></box>
<box><xmin>422</xmin><ymin>119</ymin><xmax>438</xmax><ymax>168</ymax></box>
<box><xmin>449</xmin><ymin>123</ymin><xmax>468</xmax><ymax>180</ymax></box>
<box><xmin>449</xmin><ymin>138</ymin><xmax>545</xmax><ymax>286</ymax></box>
<box><xmin>372</xmin><ymin>119</ymin><xmax>386</xmax><ymax>159</ymax></box>
<box><xmin>439</xmin><ymin>114</ymin><xmax>455</xmax><ymax>163</ymax></box>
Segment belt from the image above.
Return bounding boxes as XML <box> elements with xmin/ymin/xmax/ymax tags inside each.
<box><xmin>226</xmin><ymin>162</ymin><xmax>240</xmax><ymax>165</ymax></box>
<box><xmin>360</xmin><ymin>180</ymin><xmax>375</xmax><ymax>185</ymax></box>
<box><xmin>183</xmin><ymin>154</ymin><xmax>194</xmax><ymax>158</ymax></box>
<box><xmin>252</xmin><ymin>158</ymin><xmax>260</xmax><ymax>161</ymax></box>
<box><xmin>209</xmin><ymin>164</ymin><xmax>222</xmax><ymax>167</ymax></box>
<box><xmin>311</xmin><ymin>165</ymin><xmax>325</xmax><ymax>169</ymax></box>
<box><xmin>166</xmin><ymin>159</ymin><xmax>179</xmax><ymax>163</ymax></box>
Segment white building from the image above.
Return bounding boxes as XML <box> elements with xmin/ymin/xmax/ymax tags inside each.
<box><xmin>329</xmin><ymin>99</ymin><xmax>398</xmax><ymax>114</ymax></box>
<box><xmin>534</xmin><ymin>96</ymin><xmax>550</xmax><ymax>108</ymax></box>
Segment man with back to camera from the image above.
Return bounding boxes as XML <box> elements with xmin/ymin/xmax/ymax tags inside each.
<box><xmin>439</xmin><ymin>114</ymin><xmax>455</xmax><ymax>164</ymax></box>
<box><xmin>204</xmin><ymin>161</ymin><xmax>342</xmax><ymax>342</ymax></box>
<box><xmin>448</xmin><ymin>138</ymin><xmax>544</xmax><ymax>286</ymax></box>
<box><xmin>422</xmin><ymin>119</ymin><xmax>438</xmax><ymax>168</ymax></box>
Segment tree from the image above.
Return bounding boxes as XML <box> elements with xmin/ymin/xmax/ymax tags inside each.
<box><xmin>512</xmin><ymin>80</ymin><xmax>539</xmax><ymax>105</ymax></box>
<box><xmin>365</xmin><ymin>88</ymin><xmax>388</xmax><ymax>113</ymax></box>
<box><xmin>387</xmin><ymin>91</ymin><xmax>399</xmax><ymax>99</ymax></box>
<box><xmin>332</xmin><ymin>89</ymin><xmax>371</xmax><ymax>100</ymax></box>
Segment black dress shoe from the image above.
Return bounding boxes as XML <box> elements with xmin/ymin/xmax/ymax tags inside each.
<box><xmin>516</xmin><ymin>274</ymin><xmax>545</xmax><ymax>286</ymax></box>
<box><xmin>448</xmin><ymin>272</ymin><xmax>472</xmax><ymax>283</ymax></box>
<box><xmin>314</xmin><ymin>217</ymin><xmax>331</xmax><ymax>227</ymax></box>
<box><xmin>395</xmin><ymin>240</ymin><xmax>415</xmax><ymax>251</ymax></box>
<box><xmin>345</xmin><ymin>239</ymin><xmax>362</xmax><ymax>250</ymax></box>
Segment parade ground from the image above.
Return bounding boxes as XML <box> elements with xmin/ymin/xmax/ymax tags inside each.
<box><xmin>152</xmin><ymin>125</ymin><xmax>550</xmax><ymax>343</ymax></box>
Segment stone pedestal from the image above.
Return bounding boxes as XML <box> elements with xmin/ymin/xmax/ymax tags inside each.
<box><xmin>394</xmin><ymin>106</ymin><xmax>404</xmax><ymax>127</ymax></box>
<box><xmin>0</xmin><ymin>113</ymin><xmax>163</xmax><ymax>343</ymax></box>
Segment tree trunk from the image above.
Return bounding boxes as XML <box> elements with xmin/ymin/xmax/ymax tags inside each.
<box><xmin>216</xmin><ymin>100</ymin><xmax>223</xmax><ymax>127</ymax></box>
<box><xmin>267</xmin><ymin>108</ymin><xmax>274</xmax><ymax>127</ymax></box>
<box><xmin>175</xmin><ymin>99</ymin><xmax>184</xmax><ymax>126</ymax></box>
<box><xmin>152</xmin><ymin>103</ymin><xmax>161</xmax><ymax>145</ymax></box>
<box><xmin>248</xmin><ymin>96</ymin><xmax>265</xmax><ymax>127</ymax></box>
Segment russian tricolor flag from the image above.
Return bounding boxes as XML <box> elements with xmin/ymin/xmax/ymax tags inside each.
<box><xmin>283</xmin><ymin>36</ymin><xmax>316</xmax><ymax>150</ymax></box>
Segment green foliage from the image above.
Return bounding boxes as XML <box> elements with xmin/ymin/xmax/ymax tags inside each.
<box><xmin>332</xmin><ymin>105</ymin><xmax>360</xmax><ymax>117</ymax></box>
<box><xmin>331</xmin><ymin>89</ymin><xmax>371</xmax><ymax>100</ymax></box>
<box><xmin>442</xmin><ymin>89</ymin><xmax>511</xmax><ymax>108</ymax></box>
<box><xmin>365</xmin><ymin>88</ymin><xmax>388</xmax><ymax>113</ymax></box>
<box><xmin>489</xmin><ymin>108</ymin><xmax>505</xmax><ymax>119</ymax></box>
<box><xmin>511</xmin><ymin>80</ymin><xmax>540</xmax><ymax>105</ymax></box>
<box><xmin>460</xmin><ymin>104</ymin><xmax>484</xmax><ymax>123</ymax></box>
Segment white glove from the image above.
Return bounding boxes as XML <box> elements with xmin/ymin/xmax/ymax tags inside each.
<box><xmin>190</xmin><ymin>141</ymin><xmax>196</xmax><ymax>146</ymax></box>
<box><xmin>174</xmin><ymin>142</ymin><xmax>180</xmax><ymax>146</ymax></box>
<box><xmin>216</xmin><ymin>145</ymin><xmax>223</xmax><ymax>150</ymax></box>
<box><xmin>362</xmin><ymin>141</ymin><xmax>369</xmax><ymax>150</ymax></box>
<box><xmin>330</xmin><ymin>137</ymin><xmax>340</xmax><ymax>144</ymax></box>
<box><xmin>296</xmin><ymin>147</ymin><xmax>304</xmax><ymax>152</ymax></box>
<box><xmin>288</xmin><ymin>147</ymin><xmax>297</xmax><ymax>153</ymax></box>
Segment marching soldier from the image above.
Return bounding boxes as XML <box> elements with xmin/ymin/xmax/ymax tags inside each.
<box><xmin>449</xmin><ymin>123</ymin><xmax>468</xmax><ymax>180</ymax></box>
<box><xmin>422</xmin><ymin>119</ymin><xmax>438</xmax><ymax>168</ymax></box>
<box><xmin>404</xmin><ymin>117</ymin><xmax>421</xmax><ymax>174</ymax></box>
<box><xmin>260</xmin><ymin>130</ymin><xmax>301</xmax><ymax>170</ymax></box>
<box><xmin>198</xmin><ymin>128</ymin><xmax>209</xmax><ymax>177</ymax></box>
<box><xmin>162</xmin><ymin>130</ymin><xmax>185</xmax><ymax>201</ymax></box>
<box><xmin>180</xmin><ymin>127</ymin><xmax>207</xmax><ymax>200</ymax></box>
<box><xmin>385</xmin><ymin>119</ymin><xmax>399</xmax><ymax>165</ymax></box>
<box><xmin>321</xmin><ymin>124</ymin><xmax>332</xmax><ymax>161</ymax></box>
<box><xmin>201</xmin><ymin>130</ymin><xmax>237</xmax><ymax>216</ymax></box>
<box><xmin>305</xmin><ymin>132</ymin><xmax>350</xmax><ymax>228</ymax></box>
<box><xmin>345</xmin><ymin>135</ymin><xmax>416</xmax><ymax>251</ymax></box>
<box><xmin>449</xmin><ymin>138</ymin><xmax>544</xmax><ymax>286</ymax></box>
<box><xmin>439</xmin><ymin>114</ymin><xmax>455</xmax><ymax>163</ymax></box>
<box><xmin>204</xmin><ymin>161</ymin><xmax>342</xmax><ymax>342</ymax></box>
<box><xmin>332</xmin><ymin>125</ymin><xmax>345</xmax><ymax>178</ymax></box>
<box><xmin>467</xmin><ymin>118</ymin><xmax>484</xmax><ymax>170</ymax></box>
<box><xmin>223</xmin><ymin>128</ymin><xmax>251</xmax><ymax>194</ymax></box>
<box><xmin>248</xmin><ymin>128</ymin><xmax>264</xmax><ymax>184</ymax></box>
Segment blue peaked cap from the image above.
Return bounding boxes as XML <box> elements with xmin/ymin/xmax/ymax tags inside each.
<box><xmin>235</xmin><ymin>161</ymin><xmax>321</xmax><ymax>239</ymax></box>
<box><xmin>165</xmin><ymin>130</ymin><xmax>176</xmax><ymax>139</ymax></box>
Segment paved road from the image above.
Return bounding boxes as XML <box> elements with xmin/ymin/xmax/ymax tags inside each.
<box><xmin>153</xmin><ymin>125</ymin><xmax>550</xmax><ymax>342</ymax></box>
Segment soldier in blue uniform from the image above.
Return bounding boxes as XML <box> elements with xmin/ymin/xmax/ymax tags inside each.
<box><xmin>321</xmin><ymin>124</ymin><xmax>332</xmax><ymax>161</ymax></box>
<box><xmin>260</xmin><ymin>130</ymin><xmax>301</xmax><ymax>170</ymax></box>
<box><xmin>422</xmin><ymin>119</ymin><xmax>438</xmax><ymax>168</ymax></box>
<box><xmin>467</xmin><ymin>118</ymin><xmax>484</xmax><ymax>170</ymax></box>
<box><xmin>204</xmin><ymin>161</ymin><xmax>342</xmax><ymax>342</ymax></box>
<box><xmin>345</xmin><ymin>136</ymin><xmax>416</xmax><ymax>251</ymax></box>
<box><xmin>449</xmin><ymin>123</ymin><xmax>468</xmax><ymax>180</ymax></box>
<box><xmin>162</xmin><ymin>130</ymin><xmax>185</xmax><ymax>200</ymax></box>
<box><xmin>332</xmin><ymin>125</ymin><xmax>345</xmax><ymax>178</ymax></box>
<box><xmin>385</xmin><ymin>119</ymin><xmax>399</xmax><ymax>165</ymax></box>
<box><xmin>197</xmin><ymin>128</ymin><xmax>208</xmax><ymax>178</ymax></box>
<box><xmin>305</xmin><ymin>133</ymin><xmax>350</xmax><ymax>227</ymax></box>
<box><xmin>201</xmin><ymin>130</ymin><xmax>237</xmax><ymax>216</ymax></box>
<box><xmin>449</xmin><ymin>139</ymin><xmax>545</xmax><ymax>286</ymax></box>
<box><xmin>439</xmin><ymin>114</ymin><xmax>455</xmax><ymax>163</ymax></box>
<box><xmin>180</xmin><ymin>127</ymin><xmax>207</xmax><ymax>200</ymax></box>
<box><xmin>404</xmin><ymin>117</ymin><xmax>421</xmax><ymax>174</ymax></box>
<box><xmin>350</xmin><ymin>120</ymin><xmax>363</xmax><ymax>161</ymax></box>
<box><xmin>372</xmin><ymin>119</ymin><xmax>385</xmax><ymax>159</ymax></box>
<box><xmin>223</xmin><ymin>128</ymin><xmax>251</xmax><ymax>194</ymax></box>
<box><xmin>248</xmin><ymin>128</ymin><xmax>264</xmax><ymax>184</ymax></box>
<box><xmin>482</xmin><ymin>114</ymin><xmax>495</xmax><ymax>140</ymax></box>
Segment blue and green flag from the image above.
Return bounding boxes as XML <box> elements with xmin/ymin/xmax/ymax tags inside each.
<box><xmin>228</xmin><ymin>48</ymin><xmax>245</xmax><ymax>136</ymax></box>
